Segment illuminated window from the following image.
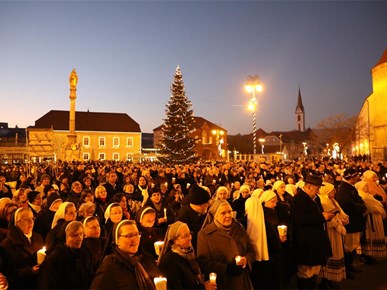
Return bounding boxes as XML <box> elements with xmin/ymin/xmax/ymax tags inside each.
<box><xmin>126</xmin><ymin>153</ymin><xmax>133</xmax><ymax>162</ymax></box>
<box><xmin>98</xmin><ymin>153</ymin><xmax>105</xmax><ymax>160</ymax></box>
<box><xmin>113</xmin><ymin>153</ymin><xmax>119</xmax><ymax>161</ymax></box>
<box><xmin>202</xmin><ymin>131</ymin><xmax>208</xmax><ymax>144</ymax></box>
<box><xmin>99</xmin><ymin>137</ymin><xmax>106</xmax><ymax>147</ymax></box>
<box><xmin>83</xmin><ymin>153</ymin><xmax>90</xmax><ymax>160</ymax></box>
<box><xmin>83</xmin><ymin>136</ymin><xmax>90</xmax><ymax>147</ymax></box>
<box><xmin>126</xmin><ymin>137</ymin><xmax>133</xmax><ymax>147</ymax></box>
<box><xmin>113</xmin><ymin>137</ymin><xmax>120</xmax><ymax>148</ymax></box>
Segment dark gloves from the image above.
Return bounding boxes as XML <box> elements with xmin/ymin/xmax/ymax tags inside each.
<box><xmin>226</xmin><ymin>261</ymin><xmax>243</xmax><ymax>276</ymax></box>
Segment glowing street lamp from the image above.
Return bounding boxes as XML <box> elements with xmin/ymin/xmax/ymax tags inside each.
<box><xmin>245</xmin><ymin>75</ymin><xmax>263</xmax><ymax>154</ymax></box>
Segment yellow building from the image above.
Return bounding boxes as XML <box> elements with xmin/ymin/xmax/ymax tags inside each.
<box><xmin>29</xmin><ymin>110</ymin><xmax>142</xmax><ymax>162</ymax></box>
<box><xmin>355</xmin><ymin>49</ymin><xmax>387</xmax><ymax>161</ymax></box>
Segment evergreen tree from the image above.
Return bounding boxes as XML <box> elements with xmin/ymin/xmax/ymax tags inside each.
<box><xmin>158</xmin><ymin>66</ymin><xmax>196</xmax><ymax>164</ymax></box>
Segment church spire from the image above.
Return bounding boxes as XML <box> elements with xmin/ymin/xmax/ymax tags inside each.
<box><xmin>295</xmin><ymin>86</ymin><xmax>305</xmax><ymax>132</ymax></box>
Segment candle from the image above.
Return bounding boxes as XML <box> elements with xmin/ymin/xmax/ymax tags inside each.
<box><xmin>277</xmin><ymin>225</ymin><xmax>287</xmax><ymax>236</ymax></box>
<box><xmin>235</xmin><ymin>255</ymin><xmax>242</xmax><ymax>264</ymax></box>
<box><xmin>209</xmin><ymin>272</ymin><xmax>217</xmax><ymax>284</ymax></box>
<box><xmin>37</xmin><ymin>246</ymin><xmax>46</xmax><ymax>264</ymax></box>
<box><xmin>163</xmin><ymin>208</ymin><xmax>167</xmax><ymax>219</ymax></box>
<box><xmin>154</xmin><ymin>277</ymin><xmax>167</xmax><ymax>290</ymax></box>
<box><xmin>186</xmin><ymin>183</ymin><xmax>190</xmax><ymax>189</ymax></box>
<box><xmin>154</xmin><ymin>241</ymin><xmax>164</xmax><ymax>256</ymax></box>
<box><xmin>164</xmin><ymin>182</ymin><xmax>168</xmax><ymax>187</ymax></box>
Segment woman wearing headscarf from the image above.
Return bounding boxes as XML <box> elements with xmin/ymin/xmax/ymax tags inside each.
<box><xmin>39</xmin><ymin>221</ymin><xmax>93</xmax><ymax>289</ymax></box>
<box><xmin>362</xmin><ymin>170</ymin><xmax>387</xmax><ymax>203</ymax></box>
<box><xmin>197</xmin><ymin>200</ymin><xmax>255</xmax><ymax>290</ymax></box>
<box><xmin>355</xmin><ymin>181</ymin><xmax>386</xmax><ymax>262</ymax></box>
<box><xmin>158</xmin><ymin>221</ymin><xmax>216</xmax><ymax>290</ymax></box>
<box><xmin>231</xmin><ymin>184</ymin><xmax>250</xmax><ymax>227</ymax></box>
<box><xmin>101</xmin><ymin>202</ymin><xmax>123</xmax><ymax>257</ymax></box>
<box><xmin>0</xmin><ymin>207</ymin><xmax>44</xmax><ymax>289</ymax></box>
<box><xmin>12</xmin><ymin>187</ymin><xmax>29</xmax><ymax>208</ymax></box>
<box><xmin>213</xmin><ymin>186</ymin><xmax>230</xmax><ymax>201</ymax></box>
<box><xmin>136</xmin><ymin>206</ymin><xmax>164</xmax><ymax>260</ymax></box>
<box><xmin>45</xmin><ymin>201</ymin><xmax>77</xmax><ymax>255</ymax></box>
<box><xmin>143</xmin><ymin>187</ymin><xmax>175</xmax><ymax>235</ymax></box>
<box><xmin>318</xmin><ymin>182</ymin><xmax>348</xmax><ymax>289</ymax></box>
<box><xmin>90</xmin><ymin>219</ymin><xmax>160</xmax><ymax>289</ymax></box>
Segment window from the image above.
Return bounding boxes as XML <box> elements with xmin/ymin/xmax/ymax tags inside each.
<box><xmin>98</xmin><ymin>153</ymin><xmax>105</xmax><ymax>160</ymax></box>
<box><xmin>126</xmin><ymin>137</ymin><xmax>133</xmax><ymax>147</ymax></box>
<box><xmin>297</xmin><ymin>115</ymin><xmax>301</xmax><ymax>122</ymax></box>
<box><xmin>209</xmin><ymin>136</ymin><xmax>213</xmax><ymax>144</ymax></box>
<box><xmin>113</xmin><ymin>153</ymin><xmax>119</xmax><ymax>161</ymax></box>
<box><xmin>83</xmin><ymin>153</ymin><xmax>90</xmax><ymax>160</ymax></box>
<box><xmin>113</xmin><ymin>137</ymin><xmax>120</xmax><ymax>148</ymax></box>
<box><xmin>83</xmin><ymin>136</ymin><xmax>90</xmax><ymax>147</ymax></box>
<box><xmin>202</xmin><ymin>131</ymin><xmax>208</xmax><ymax>144</ymax></box>
<box><xmin>99</xmin><ymin>137</ymin><xmax>106</xmax><ymax>147</ymax></box>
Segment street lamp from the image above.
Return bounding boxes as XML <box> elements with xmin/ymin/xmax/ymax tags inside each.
<box><xmin>245</xmin><ymin>75</ymin><xmax>263</xmax><ymax>155</ymax></box>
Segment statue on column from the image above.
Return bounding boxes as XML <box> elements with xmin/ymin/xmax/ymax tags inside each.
<box><xmin>69</xmin><ymin>69</ymin><xmax>78</xmax><ymax>88</ymax></box>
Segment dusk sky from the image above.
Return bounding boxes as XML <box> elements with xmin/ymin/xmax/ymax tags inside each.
<box><xmin>1</xmin><ymin>1</ymin><xmax>386</xmax><ymax>135</ymax></box>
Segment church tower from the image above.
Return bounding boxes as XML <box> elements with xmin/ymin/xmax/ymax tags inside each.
<box><xmin>295</xmin><ymin>87</ymin><xmax>305</xmax><ymax>132</ymax></box>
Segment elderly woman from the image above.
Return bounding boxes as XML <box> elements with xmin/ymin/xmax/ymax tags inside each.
<box><xmin>1</xmin><ymin>207</ymin><xmax>44</xmax><ymax>289</ymax></box>
<box><xmin>355</xmin><ymin>181</ymin><xmax>386</xmax><ymax>262</ymax></box>
<box><xmin>34</xmin><ymin>193</ymin><xmax>62</xmax><ymax>240</ymax></box>
<box><xmin>102</xmin><ymin>202</ymin><xmax>123</xmax><ymax>257</ymax></box>
<box><xmin>94</xmin><ymin>185</ymin><xmax>109</xmax><ymax>225</ymax></box>
<box><xmin>197</xmin><ymin>200</ymin><xmax>255</xmax><ymax>290</ymax></box>
<box><xmin>362</xmin><ymin>170</ymin><xmax>387</xmax><ymax>203</ymax></box>
<box><xmin>27</xmin><ymin>191</ymin><xmax>43</xmax><ymax>216</ymax></box>
<box><xmin>90</xmin><ymin>219</ymin><xmax>160</xmax><ymax>289</ymax></box>
<box><xmin>158</xmin><ymin>221</ymin><xmax>216</xmax><ymax>290</ymax></box>
<box><xmin>318</xmin><ymin>182</ymin><xmax>348</xmax><ymax>289</ymax></box>
<box><xmin>213</xmin><ymin>186</ymin><xmax>230</xmax><ymax>201</ymax></box>
<box><xmin>232</xmin><ymin>184</ymin><xmax>251</xmax><ymax>227</ymax></box>
<box><xmin>77</xmin><ymin>202</ymin><xmax>96</xmax><ymax>220</ymax></box>
<box><xmin>12</xmin><ymin>187</ymin><xmax>30</xmax><ymax>208</ymax></box>
<box><xmin>45</xmin><ymin>202</ymin><xmax>77</xmax><ymax>254</ymax></box>
<box><xmin>39</xmin><ymin>221</ymin><xmax>92</xmax><ymax>289</ymax></box>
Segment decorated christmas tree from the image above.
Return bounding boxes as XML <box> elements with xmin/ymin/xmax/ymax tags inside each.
<box><xmin>158</xmin><ymin>65</ymin><xmax>196</xmax><ymax>164</ymax></box>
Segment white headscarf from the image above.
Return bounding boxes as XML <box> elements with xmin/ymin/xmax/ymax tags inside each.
<box><xmin>245</xmin><ymin>190</ymin><xmax>269</xmax><ymax>262</ymax></box>
<box><xmin>51</xmin><ymin>202</ymin><xmax>74</xmax><ymax>229</ymax></box>
<box><xmin>104</xmin><ymin>202</ymin><xmax>121</xmax><ymax>224</ymax></box>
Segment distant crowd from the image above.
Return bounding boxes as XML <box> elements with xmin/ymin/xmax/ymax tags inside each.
<box><xmin>0</xmin><ymin>158</ymin><xmax>386</xmax><ymax>289</ymax></box>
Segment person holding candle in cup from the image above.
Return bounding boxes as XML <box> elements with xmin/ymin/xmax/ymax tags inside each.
<box><xmin>158</xmin><ymin>221</ymin><xmax>216</xmax><ymax>290</ymax></box>
<box><xmin>90</xmin><ymin>219</ymin><xmax>160</xmax><ymax>289</ymax></box>
<box><xmin>197</xmin><ymin>200</ymin><xmax>255</xmax><ymax>289</ymax></box>
<box><xmin>0</xmin><ymin>207</ymin><xmax>44</xmax><ymax>289</ymax></box>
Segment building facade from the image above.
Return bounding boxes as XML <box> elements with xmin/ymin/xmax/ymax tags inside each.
<box><xmin>355</xmin><ymin>49</ymin><xmax>387</xmax><ymax>161</ymax></box>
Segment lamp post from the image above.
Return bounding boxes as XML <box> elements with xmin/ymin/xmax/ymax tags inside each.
<box><xmin>245</xmin><ymin>75</ymin><xmax>263</xmax><ymax>155</ymax></box>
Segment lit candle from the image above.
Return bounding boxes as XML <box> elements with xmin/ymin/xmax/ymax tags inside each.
<box><xmin>209</xmin><ymin>272</ymin><xmax>217</xmax><ymax>284</ymax></box>
<box><xmin>277</xmin><ymin>225</ymin><xmax>287</xmax><ymax>236</ymax></box>
<box><xmin>163</xmin><ymin>208</ymin><xmax>167</xmax><ymax>219</ymax></box>
<box><xmin>186</xmin><ymin>183</ymin><xmax>190</xmax><ymax>189</ymax></box>
<box><xmin>154</xmin><ymin>241</ymin><xmax>164</xmax><ymax>256</ymax></box>
<box><xmin>154</xmin><ymin>277</ymin><xmax>167</xmax><ymax>290</ymax></box>
<box><xmin>235</xmin><ymin>255</ymin><xmax>242</xmax><ymax>264</ymax></box>
<box><xmin>37</xmin><ymin>246</ymin><xmax>46</xmax><ymax>264</ymax></box>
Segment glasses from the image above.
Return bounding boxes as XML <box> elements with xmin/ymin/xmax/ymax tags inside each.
<box><xmin>120</xmin><ymin>232</ymin><xmax>141</xmax><ymax>239</ymax></box>
<box><xmin>18</xmin><ymin>218</ymin><xmax>36</xmax><ymax>224</ymax></box>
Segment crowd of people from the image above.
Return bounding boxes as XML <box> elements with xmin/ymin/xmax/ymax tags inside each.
<box><xmin>0</xmin><ymin>157</ymin><xmax>386</xmax><ymax>289</ymax></box>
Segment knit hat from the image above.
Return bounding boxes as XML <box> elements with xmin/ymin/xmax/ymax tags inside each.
<box><xmin>27</xmin><ymin>191</ymin><xmax>41</xmax><ymax>203</ymax></box>
<box><xmin>189</xmin><ymin>184</ymin><xmax>211</xmax><ymax>205</ymax></box>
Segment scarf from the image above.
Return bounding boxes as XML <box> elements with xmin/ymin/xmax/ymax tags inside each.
<box><xmin>114</xmin><ymin>247</ymin><xmax>155</xmax><ymax>290</ymax></box>
<box><xmin>28</xmin><ymin>202</ymin><xmax>41</xmax><ymax>214</ymax></box>
<box><xmin>171</xmin><ymin>244</ymin><xmax>203</xmax><ymax>284</ymax></box>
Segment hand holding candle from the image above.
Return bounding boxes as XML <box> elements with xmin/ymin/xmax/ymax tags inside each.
<box><xmin>209</xmin><ymin>272</ymin><xmax>217</xmax><ymax>284</ymax></box>
<box><xmin>37</xmin><ymin>246</ymin><xmax>46</xmax><ymax>264</ymax></box>
<box><xmin>154</xmin><ymin>277</ymin><xmax>167</xmax><ymax>290</ymax></box>
<box><xmin>235</xmin><ymin>255</ymin><xmax>247</xmax><ymax>268</ymax></box>
<box><xmin>163</xmin><ymin>208</ymin><xmax>167</xmax><ymax>220</ymax></box>
<box><xmin>154</xmin><ymin>241</ymin><xmax>164</xmax><ymax>256</ymax></box>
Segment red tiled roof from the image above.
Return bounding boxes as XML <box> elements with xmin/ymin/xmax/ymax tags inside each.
<box><xmin>153</xmin><ymin>116</ymin><xmax>226</xmax><ymax>132</ymax></box>
<box><xmin>32</xmin><ymin>110</ymin><xmax>141</xmax><ymax>132</ymax></box>
<box><xmin>374</xmin><ymin>49</ymin><xmax>387</xmax><ymax>67</ymax></box>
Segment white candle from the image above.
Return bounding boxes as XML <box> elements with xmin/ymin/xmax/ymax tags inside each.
<box><xmin>186</xmin><ymin>183</ymin><xmax>190</xmax><ymax>189</ymax></box>
<box><xmin>37</xmin><ymin>246</ymin><xmax>46</xmax><ymax>264</ymax></box>
<box><xmin>163</xmin><ymin>208</ymin><xmax>167</xmax><ymax>219</ymax></box>
<box><xmin>277</xmin><ymin>225</ymin><xmax>287</xmax><ymax>236</ymax></box>
<box><xmin>209</xmin><ymin>272</ymin><xmax>217</xmax><ymax>284</ymax></box>
<box><xmin>154</xmin><ymin>241</ymin><xmax>164</xmax><ymax>256</ymax></box>
<box><xmin>235</xmin><ymin>255</ymin><xmax>242</xmax><ymax>264</ymax></box>
<box><xmin>154</xmin><ymin>277</ymin><xmax>167</xmax><ymax>290</ymax></box>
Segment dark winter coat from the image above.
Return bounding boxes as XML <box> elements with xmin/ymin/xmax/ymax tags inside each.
<box><xmin>335</xmin><ymin>180</ymin><xmax>367</xmax><ymax>233</ymax></box>
<box><xmin>0</xmin><ymin>225</ymin><xmax>44</xmax><ymax>289</ymax></box>
<box><xmin>197</xmin><ymin>221</ymin><xmax>255</xmax><ymax>289</ymax></box>
<box><xmin>177</xmin><ymin>205</ymin><xmax>206</xmax><ymax>251</ymax></box>
<box><xmin>159</xmin><ymin>251</ymin><xmax>205</xmax><ymax>290</ymax></box>
<box><xmin>34</xmin><ymin>207</ymin><xmax>55</xmax><ymax>240</ymax></box>
<box><xmin>291</xmin><ymin>190</ymin><xmax>331</xmax><ymax>266</ymax></box>
<box><xmin>38</xmin><ymin>243</ymin><xmax>92</xmax><ymax>289</ymax></box>
<box><xmin>90</xmin><ymin>247</ymin><xmax>160</xmax><ymax>289</ymax></box>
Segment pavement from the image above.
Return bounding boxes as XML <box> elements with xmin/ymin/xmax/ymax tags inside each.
<box><xmin>285</xmin><ymin>255</ymin><xmax>387</xmax><ymax>290</ymax></box>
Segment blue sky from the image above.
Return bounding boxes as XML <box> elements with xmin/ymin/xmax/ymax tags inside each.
<box><xmin>1</xmin><ymin>1</ymin><xmax>386</xmax><ymax>135</ymax></box>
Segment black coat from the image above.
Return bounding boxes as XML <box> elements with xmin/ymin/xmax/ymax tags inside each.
<box><xmin>0</xmin><ymin>226</ymin><xmax>44</xmax><ymax>289</ymax></box>
<box><xmin>38</xmin><ymin>243</ymin><xmax>92</xmax><ymax>289</ymax></box>
<box><xmin>291</xmin><ymin>190</ymin><xmax>331</xmax><ymax>266</ymax></box>
<box><xmin>90</xmin><ymin>247</ymin><xmax>160</xmax><ymax>289</ymax></box>
<box><xmin>335</xmin><ymin>181</ymin><xmax>367</xmax><ymax>233</ymax></box>
<box><xmin>34</xmin><ymin>208</ymin><xmax>55</xmax><ymax>241</ymax></box>
<box><xmin>177</xmin><ymin>205</ymin><xmax>206</xmax><ymax>251</ymax></box>
<box><xmin>159</xmin><ymin>251</ymin><xmax>204</xmax><ymax>290</ymax></box>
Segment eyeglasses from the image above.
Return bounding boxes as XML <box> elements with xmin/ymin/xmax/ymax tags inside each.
<box><xmin>18</xmin><ymin>218</ymin><xmax>36</xmax><ymax>224</ymax></box>
<box><xmin>119</xmin><ymin>232</ymin><xmax>141</xmax><ymax>239</ymax></box>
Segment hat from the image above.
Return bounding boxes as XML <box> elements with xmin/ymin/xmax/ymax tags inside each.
<box><xmin>343</xmin><ymin>168</ymin><xmax>359</xmax><ymax>179</ymax></box>
<box><xmin>304</xmin><ymin>174</ymin><xmax>324</xmax><ymax>187</ymax></box>
<box><xmin>27</xmin><ymin>191</ymin><xmax>41</xmax><ymax>203</ymax></box>
<box><xmin>189</xmin><ymin>184</ymin><xmax>211</xmax><ymax>205</ymax></box>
